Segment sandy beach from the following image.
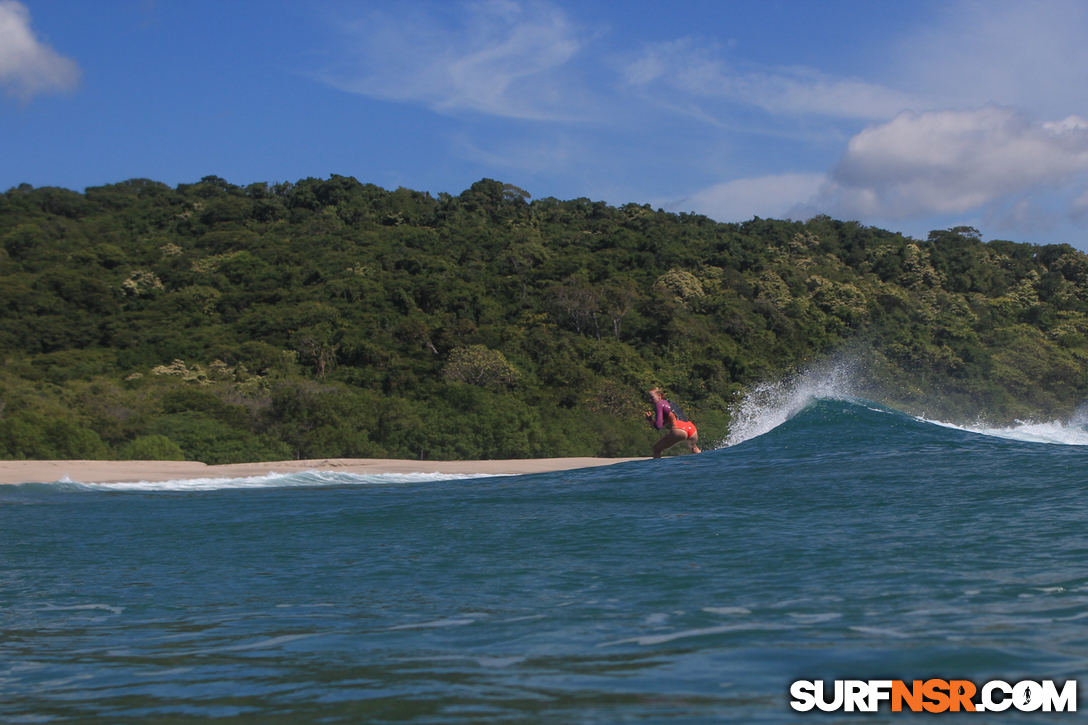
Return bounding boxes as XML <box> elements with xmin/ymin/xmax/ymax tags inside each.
<box><xmin>0</xmin><ymin>457</ymin><xmax>646</xmax><ymax>485</ymax></box>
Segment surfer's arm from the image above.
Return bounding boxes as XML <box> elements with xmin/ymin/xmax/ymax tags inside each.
<box><xmin>653</xmin><ymin>399</ymin><xmax>667</xmax><ymax>430</ymax></box>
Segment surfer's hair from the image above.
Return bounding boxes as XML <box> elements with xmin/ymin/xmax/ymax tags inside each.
<box><xmin>648</xmin><ymin>386</ymin><xmax>664</xmax><ymax>397</ymax></box>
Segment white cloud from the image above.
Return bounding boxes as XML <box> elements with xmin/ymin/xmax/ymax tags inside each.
<box><xmin>623</xmin><ymin>38</ymin><xmax>917</xmax><ymax>121</ymax></box>
<box><xmin>322</xmin><ymin>0</ymin><xmax>590</xmax><ymax>121</ymax></box>
<box><xmin>0</xmin><ymin>0</ymin><xmax>80</xmax><ymax>101</ymax></box>
<box><xmin>672</xmin><ymin>173</ymin><xmax>826</xmax><ymax>223</ymax></box>
<box><xmin>815</xmin><ymin>107</ymin><xmax>1088</xmax><ymax>220</ymax></box>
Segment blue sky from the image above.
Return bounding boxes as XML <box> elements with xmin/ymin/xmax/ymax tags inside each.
<box><xmin>3</xmin><ymin>1</ymin><xmax>1088</xmax><ymax>249</ymax></box>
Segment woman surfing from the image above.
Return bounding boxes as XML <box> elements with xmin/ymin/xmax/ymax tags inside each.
<box><xmin>645</xmin><ymin>387</ymin><xmax>702</xmax><ymax>458</ymax></box>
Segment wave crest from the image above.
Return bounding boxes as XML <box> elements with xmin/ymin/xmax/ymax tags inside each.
<box><xmin>723</xmin><ymin>358</ymin><xmax>860</xmax><ymax>447</ymax></box>
<box><xmin>723</xmin><ymin>355</ymin><xmax>1088</xmax><ymax>448</ymax></box>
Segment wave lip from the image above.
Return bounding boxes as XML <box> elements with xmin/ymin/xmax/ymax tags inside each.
<box><xmin>724</xmin><ymin>358</ymin><xmax>860</xmax><ymax>447</ymax></box>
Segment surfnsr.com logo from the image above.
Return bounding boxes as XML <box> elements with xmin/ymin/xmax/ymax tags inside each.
<box><xmin>790</xmin><ymin>679</ymin><xmax>1077</xmax><ymax>713</ymax></box>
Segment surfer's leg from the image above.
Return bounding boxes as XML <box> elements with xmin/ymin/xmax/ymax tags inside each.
<box><xmin>674</xmin><ymin>421</ymin><xmax>702</xmax><ymax>454</ymax></box>
<box><xmin>687</xmin><ymin>431</ymin><xmax>701</xmax><ymax>454</ymax></box>
<box><xmin>653</xmin><ymin>428</ymin><xmax>688</xmax><ymax>458</ymax></box>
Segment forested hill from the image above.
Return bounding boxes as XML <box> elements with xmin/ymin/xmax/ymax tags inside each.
<box><xmin>2</xmin><ymin>175</ymin><xmax>1087</xmax><ymax>463</ymax></box>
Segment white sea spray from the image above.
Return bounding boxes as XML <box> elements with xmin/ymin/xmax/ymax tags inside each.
<box><xmin>722</xmin><ymin>356</ymin><xmax>861</xmax><ymax>447</ymax></box>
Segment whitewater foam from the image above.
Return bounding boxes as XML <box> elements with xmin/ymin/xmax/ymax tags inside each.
<box><xmin>35</xmin><ymin>471</ymin><xmax>509</xmax><ymax>492</ymax></box>
<box><xmin>922</xmin><ymin>417</ymin><xmax>1088</xmax><ymax>446</ymax></box>
<box><xmin>922</xmin><ymin>396</ymin><xmax>1088</xmax><ymax>445</ymax></box>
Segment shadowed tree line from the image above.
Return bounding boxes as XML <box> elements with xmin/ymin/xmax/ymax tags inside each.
<box><xmin>2</xmin><ymin>175</ymin><xmax>1087</xmax><ymax>462</ymax></box>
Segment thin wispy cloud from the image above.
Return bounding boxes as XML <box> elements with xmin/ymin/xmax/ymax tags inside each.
<box><xmin>322</xmin><ymin>0</ymin><xmax>592</xmax><ymax>122</ymax></box>
<box><xmin>623</xmin><ymin>38</ymin><xmax>918</xmax><ymax>121</ymax></box>
<box><xmin>0</xmin><ymin>0</ymin><xmax>80</xmax><ymax>101</ymax></box>
<box><xmin>323</xmin><ymin>2</ymin><xmax>919</xmax><ymax>129</ymax></box>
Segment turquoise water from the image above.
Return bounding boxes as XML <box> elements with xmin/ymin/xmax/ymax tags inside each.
<box><xmin>2</xmin><ymin>397</ymin><xmax>1087</xmax><ymax>723</ymax></box>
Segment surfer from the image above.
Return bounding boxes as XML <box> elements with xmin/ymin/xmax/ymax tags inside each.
<box><xmin>645</xmin><ymin>387</ymin><xmax>702</xmax><ymax>458</ymax></box>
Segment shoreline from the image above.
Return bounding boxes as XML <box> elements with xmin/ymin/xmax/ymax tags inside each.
<box><xmin>0</xmin><ymin>457</ymin><xmax>646</xmax><ymax>485</ymax></box>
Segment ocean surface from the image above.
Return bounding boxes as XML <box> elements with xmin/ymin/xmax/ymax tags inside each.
<box><xmin>3</xmin><ymin>376</ymin><xmax>1088</xmax><ymax>723</ymax></box>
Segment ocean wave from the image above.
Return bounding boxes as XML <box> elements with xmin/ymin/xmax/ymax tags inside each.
<box><xmin>723</xmin><ymin>355</ymin><xmax>1088</xmax><ymax>448</ymax></box>
<box><xmin>723</xmin><ymin>357</ymin><xmax>862</xmax><ymax>447</ymax></box>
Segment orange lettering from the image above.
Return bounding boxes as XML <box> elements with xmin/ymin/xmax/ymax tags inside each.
<box><xmin>922</xmin><ymin>679</ymin><xmax>950</xmax><ymax>713</ymax></box>
<box><xmin>892</xmin><ymin>680</ymin><xmax>924</xmax><ymax>712</ymax></box>
<box><xmin>948</xmin><ymin>680</ymin><xmax>976</xmax><ymax>712</ymax></box>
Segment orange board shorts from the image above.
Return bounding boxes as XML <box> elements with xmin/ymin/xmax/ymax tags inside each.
<box><xmin>672</xmin><ymin>420</ymin><xmax>697</xmax><ymax>438</ymax></box>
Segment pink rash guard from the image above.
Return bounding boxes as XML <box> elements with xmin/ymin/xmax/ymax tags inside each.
<box><xmin>653</xmin><ymin>398</ymin><xmax>674</xmax><ymax>430</ymax></box>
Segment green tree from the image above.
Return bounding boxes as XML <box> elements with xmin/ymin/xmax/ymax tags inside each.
<box><xmin>443</xmin><ymin>346</ymin><xmax>521</xmax><ymax>389</ymax></box>
<box><xmin>120</xmin><ymin>435</ymin><xmax>186</xmax><ymax>461</ymax></box>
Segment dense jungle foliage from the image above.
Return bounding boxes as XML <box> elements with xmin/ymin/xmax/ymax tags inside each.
<box><xmin>2</xmin><ymin>175</ymin><xmax>1087</xmax><ymax>462</ymax></box>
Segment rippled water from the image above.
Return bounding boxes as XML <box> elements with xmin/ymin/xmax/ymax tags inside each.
<box><xmin>2</xmin><ymin>399</ymin><xmax>1087</xmax><ymax>723</ymax></box>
